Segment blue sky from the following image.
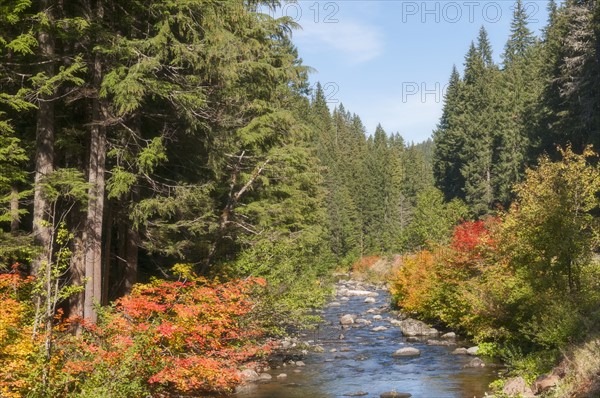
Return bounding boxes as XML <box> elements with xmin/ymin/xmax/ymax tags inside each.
<box><xmin>267</xmin><ymin>1</ymin><xmax>552</xmax><ymax>143</ymax></box>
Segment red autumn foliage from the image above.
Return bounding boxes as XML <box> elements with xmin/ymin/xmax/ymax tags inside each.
<box><xmin>449</xmin><ymin>218</ymin><xmax>499</xmax><ymax>269</ymax></box>
<box><xmin>59</xmin><ymin>277</ymin><xmax>270</xmax><ymax>395</ymax></box>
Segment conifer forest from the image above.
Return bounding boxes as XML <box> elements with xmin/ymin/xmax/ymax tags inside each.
<box><xmin>1</xmin><ymin>0</ymin><xmax>600</xmax><ymax>397</ymax></box>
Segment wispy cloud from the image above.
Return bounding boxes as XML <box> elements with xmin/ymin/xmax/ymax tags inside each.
<box><xmin>294</xmin><ymin>20</ymin><xmax>384</xmax><ymax>64</ymax></box>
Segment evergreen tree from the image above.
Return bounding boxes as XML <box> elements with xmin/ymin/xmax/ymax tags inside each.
<box><xmin>503</xmin><ymin>0</ymin><xmax>536</xmax><ymax>65</ymax></box>
<box><xmin>493</xmin><ymin>0</ymin><xmax>541</xmax><ymax>204</ymax></box>
<box><xmin>433</xmin><ymin>66</ymin><xmax>465</xmax><ymax>201</ymax></box>
<box><xmin>459</xmin><ymin>37</ymin><xmax>497</xmax><ymax>215</ymax></box>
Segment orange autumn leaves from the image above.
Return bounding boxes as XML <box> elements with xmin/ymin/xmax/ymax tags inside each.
<box><xmin>0</xmin><ymin>267</ymin><xmax>37</xmax><ymax>398</ymax></box>
<box><xmin>0</xmin><ymin>273</ymin><xmax>270</xmax><ymax>397</ymax></box>
<box><xmin>390</xmin><ymin>218</ymin><xmax>503</xmax><ymax>335</ymax></box>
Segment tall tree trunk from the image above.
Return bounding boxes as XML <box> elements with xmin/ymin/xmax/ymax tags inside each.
<box><xmin>82</xmin><ymin>21</ymin><xmax>106</xmax><ymax>322</ymax></box>
<box><xmin>102</xmin><ymin>200</ymin><xmax>112</xmax><ymax>305</ymax></box>
<box><xmin>31</xmin><ymin>0</ymin><xmax>55</xmax><ymax>276</ymax></box>
<box><xmin>116</xmin><ymin>210</ymin><xmax>138</xmax><ymax>296</ymax></box>
<box><xmin>123</xmin><ymin>219</ymin><xmax>138</xmax><ymax>294</ymax></box>
<box><xmin>10</xmin><ymin>185</ymin><xmax>19</xmax><ymax>234</ymax></box>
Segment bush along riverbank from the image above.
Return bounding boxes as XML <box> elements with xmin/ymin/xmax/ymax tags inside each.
<box><xmin>0</xmin><ymin>266</ymin><xmax>318</xmax><ymax>398</ymax></box>
<box><xmin>387</xmin><ymin>149</ymin><xmax>600</xmax><ymax>398</ymax></box>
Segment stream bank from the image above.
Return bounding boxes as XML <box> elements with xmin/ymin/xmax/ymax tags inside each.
<box><xmin>231</xmin><ymin>277</ymin><xmax>500</xmax><ymax>398</ymax></box>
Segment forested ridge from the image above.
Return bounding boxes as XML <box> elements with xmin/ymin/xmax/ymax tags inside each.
<box><xmin>1</xmin><ymin>0</ymin><xmax>600</xmax><ymax>396</ymax></box>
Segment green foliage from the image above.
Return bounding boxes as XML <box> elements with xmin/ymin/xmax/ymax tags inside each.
<box><xmin>406</xmin><ymin>186</ymin><xmax>468</xmax><ymax>250</ymax></box>
<box><xmin>40</xmin><ymin>169</ymin><xmax>89</xmax><ymax>205</ymax></box>
<box><xmin>503</xmin><ymin>146</ymin><xmax>600</xmax><ymax>294</ymax></box>
<box><xmin>392</xmin><ymin>147</ymin><xmax>600</xmax><ymax>369</ymax></box>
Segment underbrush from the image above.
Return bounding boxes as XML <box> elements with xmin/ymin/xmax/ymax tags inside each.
<box><xmin>0</xmin><ymin>268</ymin><xmax>273</xmax><ymax>398</ymax></box>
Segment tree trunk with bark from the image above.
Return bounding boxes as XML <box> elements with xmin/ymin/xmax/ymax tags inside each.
<box><xmin>82</xmin><ymin>5</ymin><xmax>106</xmax><ymax>322</ymax></box>
<box><xmin>31</xmin><ymin>0</ymin><xmax>56</xmax><ymax>277</ymax></box>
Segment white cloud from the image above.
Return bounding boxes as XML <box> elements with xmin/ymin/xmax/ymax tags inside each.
<box><xmin>294</xmin><ymin>20</ymin><xmax>384</xmax><ymax>64</ymax></box>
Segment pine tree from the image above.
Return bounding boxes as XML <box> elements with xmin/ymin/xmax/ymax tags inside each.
<box><xmin>459</xmin><ymin>37</ymin><xmax>497</xmax><ymax>215</ymax></box>
<box><xmin>492</xmin><ymin>0</ymin><xmax>541</xmax><ymax>205</ymax></box>
<box><xmin>433</xmin><ymin>65</ymin><xmax>465</xmax><ymax>201</ymax></box>
<box><xmin>503</xmin><ymin>0</ymin><xmax>536</xmax><ymax>65</ymax></box>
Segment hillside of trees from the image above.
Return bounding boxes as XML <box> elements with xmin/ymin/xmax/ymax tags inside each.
<box><xmin>0</xmin><ymin>1</ymin><xmax>438</xmax><ymax>395</ymax></box>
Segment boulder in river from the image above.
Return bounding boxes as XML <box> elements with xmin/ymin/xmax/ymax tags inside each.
<box><xmin>441</xmin><ymin>332</ymin><xmax>456</xmax><ymax>339</ymax></box>
<box><xmin>372</xmin><ymin>326</ymin><xmax>388</xmax><ymax>332</ymax></box>
<box><xmin>340</xmin><ymin>314</ymin><xmax>356</xmax><ymax>325</ymax></box>
<box><xmin>258</xmin><ymin>373</ymin><xmax>272</xmax><ymax>381</ymax></box>
<box><xmin>398</xmin><ymin>318</ymin><xmax>438</xmax><ymax>336</ymax></box>
<box><xmin>343</xmin><ymin>392</ymin><xmax>369</xmax><ymax>397</ymax></box>
<box><xmin>466</xmin><ymin>346</ymin><xmax>479</xmax><ymax>356</ymax></box>
<box><xmin>380</xmin><ymin>392</ymin><xmax>412</xmax><ymax>398</ymax></box>
<box><xmin>347</xmin><ymin>289</ymin><xmax>379</xmax><ymax>297</ymax></box>
<box><xmin>392</xmin><ymin>347</ymin><xmax>421</xmax><ymax>357</ymax></box>
<box><xmin>465</xmin><ymin>357</ymin><xmax>485</xmax><ymax>368</ymax></box>
<box><xmin>502</xmin><ymin>377</ymin><xmax>535</xmax><ymax>397</ymax></box>
<box><xmin>364</xmin><ymin>297</ymin><xmax>376</xmax><ymax>303</ymax></box>
<box><xmin>426</xmin><ymin>339</ymin><xmax>455</xmax><ymax>346</ymax></box>
<box><xmin>276</xmin><ymin>373</ymin><xmax>287</xmax><ymax>379</ymax></box>
<box><xmin>451</xmin><ymin>347</ymin><xmax>468</xmax><ymax>355</ymax></box>
<box><xmin>238</xmin><ymin>369</ymin><xmax>260</xmax><ymax>382</ymax></box>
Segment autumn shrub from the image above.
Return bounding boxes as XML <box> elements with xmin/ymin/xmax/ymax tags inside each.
<box><xmin>0</xmin><ymin>269</ymin><xmax>271</xmax><ymax>398</ymax></box>
<box><xmin>391</xmin><ymin>218</ymin><xmax>502</xmax><ymax>331</ymax></box>
<box><xmin>390</xmin><ymin>250</ymin><xmax>441</xmax><ymax>319</ymax></box>
<box><xmin>0</xmin><ymin>266</ymin><xmax>38</xmax><ymax>398</ymax></box>
<box><xmin>54</xmin><ymin>276</ymin><xmax>270</xmax><ymax>397</ymax></box>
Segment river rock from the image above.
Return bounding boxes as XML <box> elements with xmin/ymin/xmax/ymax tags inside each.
<box><xmin>399</xmin><ymin>318</ymin><xmax>438</xmax><ymax>336</ymax></box>
<box><xmin>451</xmin><ymin>347</ymin><xmax>468</xmax><ymax>355</ymax></box>
<box><xmin>329</xmin><ymin>302</ymin><xmax>342</xmax><ymax>307</ymax></box>
<box><xmin>258</xmin><ymin>373</ymin><xmax>272</xmax><ymax>380</ymax></box>
<box><xmin>364</xmin><ymin>297</ymin><xmax>376</xmax><ymax>303</ymax></box>
<box><xmin>295</xmin><ymin>361</ymin><xmax>305</xmax><ymax>367</ymax></box>
<box><xmin>392</xmin><ymin>347</ymin><xmax>421</xmax><ymax>357</ymax></box>
<box><xmin>372</xmin><ymin>326</ymin><xmax>388</xmax><ymax>332</ymax></box>
<box><xmin>426</xmin><ymin>339</ymin><xmax>455</xmax><ymax>346</ymax></box>
<box><xmin>313</xmin><ymin>345</ymin><xmax>325</xmax><ymax>353</ymax></box>
<box><xmin>466</xmin><ymin>346</ymin><xmax>479</xmax><ymax>356</ymax></box>
<box><xmin>380</xmin><ymin>392</ymin><xmax>412</xmax><ymax>398</ymax></box>
<box><xmin>343</xmin><ymin>392</ymin><xmax>368</xmax><ymax>397</ymax></box>
<box><xmin>533</xmin><ymin>373</ymin><xmax>560</xmax><ymax>394</ymax></box>
<box><xmin>235</xmin><ymin>383</ymin><xmax>258</xmax><ymax>393</ymax></box>
<box><xmin>441</xmin><ymin>332</ymin><xmax>456</xmax><ymax>339</ymax></box>
<box><xmin>502</xmin><ymin>377</ymin><xmax>535</xmax><ymax>397</ymax></box>
<box><xmin>405</xmin><ymin>337</ymin><xmax>421</xmax><ymax>343</ymax></box>
<box><xmin>340</xmin><ymin>314</ymin><xmax>356</xmax><ymax>325</ymax></box>
<box><xmin>276</xmin><ymin>373</ymin><xmax>287</xmax><ymax>379</ymax></box>
<box><xmin>340</xmin><ymin>297</ymin><xmax>350</xmax><ymax>301</ymax></box>
<box><xmin>239</xmin><ymin>369</ymin><xmax>260</xmax><ymax>382</ymax></box>
<box><xmin>465</xmin><ymin>357</ymin><xmax>485</xmax><ymax>368</ymax></box>
<box><xmin>346</xmin><ymin>289</ymin><xmax>375</xmax><ymax>297</ymax></box>
<box><xmin>373</xmin><ymin>315</ymin><xmax>383</xmax><ymax>320</ymax></box>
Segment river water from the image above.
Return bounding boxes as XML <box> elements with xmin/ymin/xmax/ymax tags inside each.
<box><xmin>232</xmin><ymin>279</ymin><xmax>500</xmax><ymax>398</ymax></box>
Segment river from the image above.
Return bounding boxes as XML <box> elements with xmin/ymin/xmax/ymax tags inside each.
<box><xmin>231</xmin><ymin>278</ymin><xmax>500</xmax><ymax>398</ymax></box>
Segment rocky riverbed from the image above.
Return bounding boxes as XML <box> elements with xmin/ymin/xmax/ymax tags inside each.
<box><xmin>231</xmin><ymin>278</ymin><xmax>501</xmax><ymax>398</ymax></box>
